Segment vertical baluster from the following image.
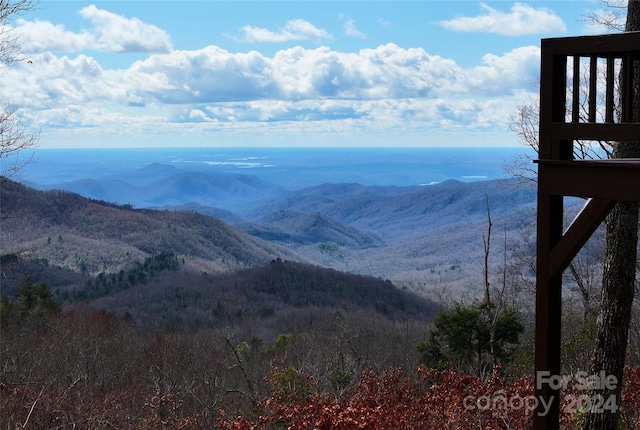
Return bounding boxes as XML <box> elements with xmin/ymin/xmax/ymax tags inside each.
<box><xmin>572</xmin><ymin>56</ymin><xmax>580</xmax><ymax>123</ymax></box>
<box><xmin>589</xmin><ymin>55</ymin><xmax>597</xmax><ymax>123</ymax></box>
<box><xmin>623</xmin><ymin>53</ymin><xmax>633</xmax><ymax>122</ymax></box>
<box><xmin>635</xmin><ymin>53</ymin><xmax>640</xmax><ymax>123</ymax></box>
<box><xmin>605</xmin><ymin>55</ymin><xmax>615</xmax><ymax>123</ymax></box>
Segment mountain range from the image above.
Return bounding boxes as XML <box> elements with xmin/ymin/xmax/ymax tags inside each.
<box><xmin>33</xmin><ymin>162</ymin><xmax>288</xmax><ymax>214</ymax></box>
<box><xmin>4</xmin><ymin>160</ymin><xmax>572</xmax><ymax>303</ymax></box>
<box><xmin>2</xmin><ymin>177</ymin><xmax>444</xmax><ymax>329</ymax></box>
<box><xmin>1</xmin><ymin>179</ymin><xmax>298</xmax><ymax>277</ymax></box>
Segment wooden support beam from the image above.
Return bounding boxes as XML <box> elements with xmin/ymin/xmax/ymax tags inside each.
<box><xmin>551</xmin><ymin>122</ymin><xmax>640</xmax><ymax>141</ymax></box>
<box><xmin>534</xmin><ymin>193</ymin><xmax>563</xmax><ymax>430</ymax></box>
<box><xmin>538</xmin><ymin>160</ymin><xmax>640</xmax><ymax>201</ymax></box>
<box><xmin>542</xmin><ymin>32</ymin><xmax>640</xmax><ymax>56</ymax></box>
<box><xmin>534</xmin><ymin>38</ymin><xmax>569</xmax><ymax>430</ymax></box>
<box><xmin>548</xmin><ymin>198</ymin><xmax>616</xmax><ymax>280</ymax></box>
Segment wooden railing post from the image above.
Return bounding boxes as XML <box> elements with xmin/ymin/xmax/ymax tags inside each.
<box><xmin>534</xmin><ymin>32</ymin><xmax>640</xmax><ymax>429</ymax></box>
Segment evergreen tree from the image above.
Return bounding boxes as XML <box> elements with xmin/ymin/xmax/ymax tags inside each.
<box><xmin>0</xmin><ymin>276</ymin><xmax>61</xmax><ymax>329</ymax></box>
<box><xmin>417</xmin><ymin>301</ymin><xmax>524</xmax><ymax>376</ymax></box>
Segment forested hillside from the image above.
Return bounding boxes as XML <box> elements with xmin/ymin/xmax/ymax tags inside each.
<box><xmin>1</xmin><ymin>179</ymin><xmax>299</xmax><ymax>277</ymax></box>
<box><xmin>24</xmin><ymin>163</ymin><xmax>572</xmax><ymax>297</ymax></box>
<box><xmin>88</xmin><ymin>258</ymin><xmax>437</xmax><ymax>330</ymax></box>
<box><xmin>1</xmin><ymin>179</ymin><xmax>436</xmax><ymax>330</ymax></box>
<box><xmin>237</xmin><ymin>210</ymin><xmax>385</xmax><ymax>248</ymax></box>
<box><xmin>246</xmin><ymin>178</ymin><xmax>538</xmax><ymax>241</ymax></box>
<box><xmin>1</xmin><ymin>179</ymin><xmax>457</xmax><ymax>429</ymax></box>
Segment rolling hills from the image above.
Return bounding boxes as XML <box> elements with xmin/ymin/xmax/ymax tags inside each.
<box><xmin>237</xmin><ymin>210</ymin><xmax>385</xmax><ymax>248</ymax></box>
<box><xmin>3</xmin><ymin>161</ymin><xmax>569</xmax><ymax>303</ymax></box>
<box><xmin>1</xmin><ymin>179</ymin><xmax>299</xmax><ymax>277</ymax></box>
<box><xmin>32</xmin><ymin>163</ymin><xmax>289</xmax><ymax>213</ymax></box>
<box><xmin>1</xmin><ymin>178</ymin><xmax>440</xmax><ymax>329</ymax></box>
<box><xmin>89</xmin><ymin>258</ymin><xmax>438</xmax><ymax>330</ymax></box>
<box><xmin>245</xmin><ymin>178</ymin><xmax>538</xmax><ymax>241</ymax></box>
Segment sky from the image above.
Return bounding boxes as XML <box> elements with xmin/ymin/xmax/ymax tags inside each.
<box><xmin>0</xmin><ymin>0</ymin><xmax>625</xmax><ymax>148</ymax></box>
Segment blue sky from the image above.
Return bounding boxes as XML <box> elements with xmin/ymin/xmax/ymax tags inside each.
<box><xmin>0</xmin><ymin>1</ymin><xmax>623</xmax><ymax>148</ymax></box>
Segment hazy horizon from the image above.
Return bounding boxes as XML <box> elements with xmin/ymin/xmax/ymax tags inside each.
<box><xmin>16</xmin><ymin>146</ymin><xmax>529</xmax><ymax>193</ymax></box>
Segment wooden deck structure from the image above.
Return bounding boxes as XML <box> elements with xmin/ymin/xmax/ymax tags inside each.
<box><xmin>535</xmin><ymin>32</ymin><xmax>640</xmax><ymax>429</ymax></box>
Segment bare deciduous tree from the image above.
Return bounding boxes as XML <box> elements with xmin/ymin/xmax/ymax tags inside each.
<box><xmin>0</xmin><ymin>0</ymin><xmax>39</xmax><ymax>184</ymax></box>
<box><xmin>582</xmin><ymin>0</ymin><xmax>629</xmax><ymax>32</ymax></box>
<box><xmin>0</xmin><ymin>105</ymin><xmax>38</xmax><ymax>183</ymax></box>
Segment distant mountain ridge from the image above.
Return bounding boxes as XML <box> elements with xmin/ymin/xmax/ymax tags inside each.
<box><xmin>247</xmin><ymin>178</ymin><xmax>537</xmax><ymax>241</ymax></box>
<box><xmin>1</xmin><ymin>179</ymin><xmax>299</xmax><ymax>276</ymax></box>
<box><xmin>30</xmin><ymin>162</ymin><xmax>538</xmax><ymax>244</ymax></box>
<box><xmin>237</xmin><ymin>210</ymin><xmax>385</xmax><ymax>248</ymax></box>
<box><xmin>12</xmin><ymin>159</ymin><xmax>569</xmax><ymax>296</ymax></box>
<box><xmin>32</xmin><ymin>163</ymin><xmax>289</xmax><ymax>212</ymax></box>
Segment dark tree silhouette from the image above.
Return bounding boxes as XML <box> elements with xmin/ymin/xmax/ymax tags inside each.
<box><xmin>585</xmin><ymin>3</ymin><xmax>640</xmax><ymax>429</ymax></box>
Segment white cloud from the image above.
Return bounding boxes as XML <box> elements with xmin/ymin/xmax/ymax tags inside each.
<box><xmin>3</xmin><ymin>42</ymin><xmax>539</xmax><ymax>112</ymax></box>
<box><xmin>125</xmin><ymin>46</ymin><xmax>277</xmax><ymax>104</ymax></box>
<box><xmin>3</xmin><ymin>53</ymin><xmax>109</xmax><ymax>109</ymax></box>
<box><xmin>342</xmin><ymin>17</ymin><xmax>366</xmax><ymax>38</ymax></box>
<box><xmin>2</xmin><ymin>40</ymin><xmax>537</xmax><ymax>147</ymax></box>
<box><xmin>78</xmin><ymin>5</ymin><xmax>172</xmax><ymax>52</ymax></box>
<box><xmin>465</xmin><ymin>46</ymin><xmax>541</xmax><ymax>95</ymax></box>
<box><xmin>15</xmin><ymin>5</ymin><xmax>172</xmax><ymax>53</ymax></box>
<box><xmin>145</xmin><ymin>97</ymin><xmax>522</xmax><ymax>146</ymax></box>
<box><xmin>189</xmin><ymin>108</ymin><xmax>217</xmax><ymax>122</ymax></box>
<box><xmin>240</xmin><ymin>19</ymin><xmax>331</xmax><ymax>43</ymax></box>
<box><xmin>16</xmin><ymin>20</ymin><xmax>95</xmax><ymax>53</ymax></box>
<box><xmin>439</xmin><ymin>3</ymin><xmax>567</xmax><ymax>36</ymax></box>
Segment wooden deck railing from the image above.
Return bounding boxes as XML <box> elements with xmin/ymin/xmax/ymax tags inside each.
<box><xmin>535</xmin><ymin>32</ymin><xmax>640</xmax><ymax>429</ymax></box>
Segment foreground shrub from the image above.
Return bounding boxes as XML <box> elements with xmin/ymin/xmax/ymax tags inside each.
<box><xmin>217</xmin><ymin>365</ymin><xmax>535</xmax><ymax>430</ymax></box>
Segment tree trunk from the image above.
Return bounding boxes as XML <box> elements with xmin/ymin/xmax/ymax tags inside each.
<box><xmin>585</xmin><ymin>200</ymin><xmax>638</xmax><ymax>429</ymax></box>
<box><xmin>584</xmin><ymin>2</ymin><xmax>640</xmax><ymax>428</ymax></box>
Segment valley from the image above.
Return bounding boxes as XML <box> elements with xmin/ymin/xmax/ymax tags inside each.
<box><xmin>5</xmin><ymin>154</ymin><xmax>548</xmax><ymax>296</ymax></box>
<box><xmin>0</xmin><ymin>148</ymin><xmax>605</xmax><ymax>429</ymax></box>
